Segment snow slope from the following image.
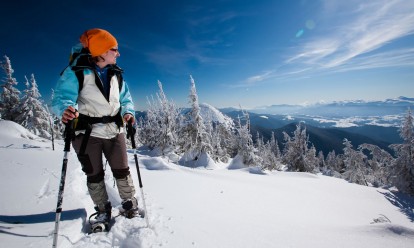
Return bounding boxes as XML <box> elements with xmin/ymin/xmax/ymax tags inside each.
<box><xmin>1</xmin><ymin>119</ymin><xmax>414</xmax><ymax>248</ymax></box>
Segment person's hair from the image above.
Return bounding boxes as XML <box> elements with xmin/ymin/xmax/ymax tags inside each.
<box><xmin>90</xmin><ymin>56</ymin><xmax>105</xmax><ymax>64</ymax></box>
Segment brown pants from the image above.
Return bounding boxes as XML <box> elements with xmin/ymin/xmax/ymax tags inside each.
<box><xmin>72</xmin><ymin>133</ymin><xmax>131</xmax><ymax>182</ymax></box>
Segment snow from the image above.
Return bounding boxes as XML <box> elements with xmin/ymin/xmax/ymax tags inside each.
<box><xmin>199</xmin><ymin>103</ymin><xmax>234</xmax><ymax>128</ymax></box>
<box><xmin>1</xmin><ymin>119</ymin><xmax>414</xmax><ymax>248</ymax></box>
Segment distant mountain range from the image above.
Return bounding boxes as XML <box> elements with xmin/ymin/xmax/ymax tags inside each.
<box><xmin>245</xmin><ymin>96</ymin><xmax>414</xmax><ymax>117</ymax></box>
<box><xmin>222</xmin><ymin>110</ymin><xmax>400</xmax><ymax>156</ymax></box>
<box><xmin>220</xmin><ymin>97</ymin><xmax>412</xmax><ymax>155</ymax></box>
<box><xmin>137</xmin><ymin>97</ymin><xmax>412</xmax><ymax>156</ymax></box>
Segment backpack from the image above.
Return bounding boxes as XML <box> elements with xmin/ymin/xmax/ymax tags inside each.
<box><xmin>60</xmin><ymin>43</ymin><xmax>123</xmax><ymax>93</ymax></box>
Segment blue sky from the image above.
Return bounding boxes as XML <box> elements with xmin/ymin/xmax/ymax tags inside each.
<box><xmin>1</xmin><ymin>0</ymin><xmax>413</xmax><ymax>110</ymax></box>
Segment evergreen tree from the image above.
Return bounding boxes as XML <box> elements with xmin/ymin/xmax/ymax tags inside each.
<box><xmin>390</xmin><ymin>108</ymin><xmax>414</xmax><ymax>194</ymax></box>
<box><xmin>305</xmin><ymin>145</ymin><xmax>319</xmax><ymax>172</ymax></box>
<box><xmin>15</xmin><ymin>74</ymin><xmax>51</xmax><ymax>138</ymax></box>
<box><xmin>139</xmin><ymin>81</ymin><xmax>180</xmax><ymax>155</ymax></box>
<box><xmin>0</xmin><ymin>55</ymin><xmax>21</xmax><ymax>121</ymax></box>
<box><xmin>178</xmin><ymin>76</ymin><xmax>213</xmax><ymax>166</ymax></box>
<box><xmin>326</xmin><ymin>150</ymin><xmax>346</xmax><ymax>176</ymax></box>
<box><xmin>157</xmin><ymin>80</ymin><xmax>180</xmax><ymax>153</ymax></box>
<box><xmin>255</xmin><ymin>132</ymin><xmax>264</xmax><ymax>153</ymax></box>
<box><xmin>50</xmin><ymin>89</ymin><xmax>64</xmax><ymax>139</ymax></box>
<box><xmin>261</xmin><ymin>139</ymin><xmax>281</xmax><ymax>171</ymax></box>
<box><xmin>269</xmin><ymin>131</ymin><xmax>281</xmax><ymax>159</ymax></box>
<box><xmin>342</xmin><ymin>139</ymin><xmax>368</xmax><ymax>186</ymax></box>
<box><xmin>140</xmin><ymin>95</ymin><xmax>160</xmax><ymax>149</ymax></box>
<box><xmin>360</xmin><ymin>143</ymin><xmax>394</xmax><ymax>187</ymax></box>
<box><xmin>282</xmin><ymin>122</ymin><xmax>315</xmax><ymax>172</ymax></box>
<box><xmin>254</xmin><ymin>132</ymin><xmax>265</xmax><ymax>169</ymax></box>
<box><xmin>210</xmin><ymin>121</ymin><xmax>224</xmax><ymax>162</ymax></box>
<box><xmin>211</xmin><ymin>121</ymin><xmax>235</xmax><ymax>163</ymax></box>
<box><xmin>253</xmin><ymin>131</ymin><xmax>281</xmax><ymax>171</ymax></box>
<box><xmin>325</xmin><ymin>150</ymin><xmax>336</xmax><ymax>172</ymax></box>
<box><xmin>317</xmin><ymin>150</ymin><xmax>325</xmax><ymax>170</ymax></box>
<box><xmin>234</xmin><ymin>109</ymin><xmax>260</xmax><ymax>166</ymax></box>
<box><xmin>15</xmin><ymin>76</ymin><xmax>30</xmax><ymax>125</ymax></box>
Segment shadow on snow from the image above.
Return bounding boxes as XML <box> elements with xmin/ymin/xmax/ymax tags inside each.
<box><xmin>0</xmin><ymin>208</ymin><xmax>87</xmax><ymax>238</ymax></box>
<box><xmin>379</xmin><ymin>190</ymin><xmax>414</xmax><ymax>222</ymax></box>
<box><xmin>0</xmin><ymin>208</ymin><xmax>87</xmax><ymax>224</ymax></box>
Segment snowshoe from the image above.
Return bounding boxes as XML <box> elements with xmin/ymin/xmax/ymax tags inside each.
<box><xmin>89</xmin><ymin>202</ymin><xmax>112</xmax><ymax>233</ymax></box>
<box><xmin>91</xmin><ymin>221</ymin><xmax>108</xmax><ymax>233</ymax></box>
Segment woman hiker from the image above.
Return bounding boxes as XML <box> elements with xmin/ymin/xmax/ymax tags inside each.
<box><xmin>52</xmin><ymin>28</ymin><xmax>138</xmax><ymax>231</ymax></box>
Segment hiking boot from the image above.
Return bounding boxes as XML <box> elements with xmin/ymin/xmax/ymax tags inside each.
<box><xmin>121</xmin><ymin>199</ymin><xmax>139</xmax><ymax>219</ymax></box>
<box><xmin>122</xmin><ymin>198</ymin><xmax>133</xmax><ymax>211</ymax></box>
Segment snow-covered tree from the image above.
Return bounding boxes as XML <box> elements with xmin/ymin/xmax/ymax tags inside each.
<box><xmin>390</xmin><ymin>108</ymin><xmax>414</xmax><ymax>194</ymax></box>
<box><xmin>203</xmin><ymin>110</ymin><xmax>231</xmax><ymax>163</ymax></box>
<box><xmin>255</xmin><ymin>131</ymin><xmax>264</xmax><ymax>152</ymax></box>
<box><xmin>269</xmin><ymin>131</ymin><xmax>281</xmax><ymax>159</ymax></box>
<box><xmin>324</xmin><ymin>150</ymin><xmax>343</xmax><ymax>177</ymax></box>
<box><xmin>139</xmin><ymin>95</ymin><xmax>159</xmax><ymax>148</ymax></box>
<box><xmin>50</xmin><ymin>88</ymin><xmax>64</xmax><ymax>140</ymax></box>
<box><xmin>178</xmin><ymin>76</ymin><xmax>213</xmax><ymax>166</ymax></box>
<box><xmin>342</xmin><ymin>139</ymin><xmax>368</xmax><ymax>186</ymax></box>
<box><xmin>263</xmin><ymin>141</ymin><xmax>282</xmax><ymax>171</ymax></box>
<box><xmin>282</xmin><ymin>123</ymin><xmax>315</xmax><ymax>172</ymax></box>
<box><xmin>139</xmin><ymin>81</ymin><xmax>180</xmax><ymax>155</ymax></box>
<box><xmin>251</xmin><ymin>131</ymin><xmax>282</xmax><ymax>171</ymax></box>
<box><xmin>305</xmin><ymin>144</ymin><xmax>319</xmax><ymax>172</ymax></box>
<box><xmin>317</xmin><ymin>150</ymin><xmax>325</xmax><ymax>170</ymax></box>
<box><xmin>210</xmin><ymin>121</ymin><xmax>235</xmax><ymax>163</ymax></box>
<box><xmin>15</xmin><ymin>74</ymin><xmax>51</xmax><ymax>138</ymax></box>
<box><xmin>0</xmin><ymin>55</ymin><xmax>21</xmax><ymax>121</ymax></box>
<box><xmin>234</xmin><ymin>109</ymin><xmax>260</xmax><ymax>166</ymax></box>
<box><xmin>359</xmin><ymin>143</ymin><xmax>394</xmax><ymax>187</ymax></box>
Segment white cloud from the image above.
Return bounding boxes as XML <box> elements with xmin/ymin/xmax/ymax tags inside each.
<box><xmin>290</xmin><ymin>0</ymin><xmax>414</xmax><ymax>69</ymax></box>
<box><xmin>244</xmin><ymin>0</ymin><xmax>414</xmax><ymax>85</ymax></box>
<box><xmin>246</xmin><ymin>71</ymin><xmax>273</xmax><ymax>83</ymax></box>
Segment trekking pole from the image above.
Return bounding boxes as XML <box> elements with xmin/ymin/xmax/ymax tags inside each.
<box><xmin>127</xmin><ymin>121</ymin><xmax>150</xmax><ymax>227</ymax></box>
<box><xmin>52</xmin><ymin>120</ymin><xmax>73</xmax><ymax>248</ymax></box>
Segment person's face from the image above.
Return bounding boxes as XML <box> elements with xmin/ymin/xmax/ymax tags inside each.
<box><xmin>101</xmin><ymin>47</ymin><xmax>120</xmax><ymax>65</ymax></box>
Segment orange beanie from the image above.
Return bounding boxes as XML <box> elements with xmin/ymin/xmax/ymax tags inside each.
<box><xmin>79</xmin><ymin>28</ymin><xmax>118</xmax><ymax>57</ymax></box>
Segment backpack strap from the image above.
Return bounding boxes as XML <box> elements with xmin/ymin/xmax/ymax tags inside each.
<box><xmin>116</xmin><ymin>72</ymin><xmax>123</xmax><ymax>92</ymax></box>
<box><xmin>73</xmin><ymin>63</ymin><xmax>124</xmax><ymax>94</ymax></box>
<box><xmin>75</xmin><ymin>70</ymin><xmax>84</xmax><ymax>93</ymax></box>
<box><xmin>79</xmin><ymin>124</ymin><xmax>92</xmax><ymax>155</ymax></box>
<box><xmin>77</xmin><ymin>124</ymin><xmax>93</xmax><ymax>174</ymax></box>
<box><xmin>108</xmin><ymin>65</ymin><xmax>124</xmax><ymax>92</ymax></box>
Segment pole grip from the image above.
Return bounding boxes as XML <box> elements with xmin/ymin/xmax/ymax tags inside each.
<box><xmin>64</xmin><ymin>120</ymin><xmax>73</xmax><ymax>152</ymax></box>
<box><xmin>127</xmin><ymin>121</ymin><xmax>136</xmax><ymax>149</ymax></box>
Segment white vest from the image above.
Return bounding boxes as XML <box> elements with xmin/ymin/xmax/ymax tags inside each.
<box><xmin>77</xmin><ymin>71</ymin><xmax>124</xmax><ymax>139</ymax></box>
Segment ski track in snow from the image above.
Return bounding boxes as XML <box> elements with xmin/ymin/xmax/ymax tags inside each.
<box><xmin>37</xmin><ymin>178</ymin><xmax>51</xmax><ymax>201</ymax></box>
